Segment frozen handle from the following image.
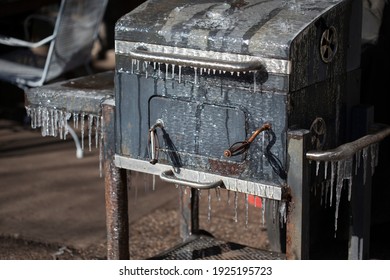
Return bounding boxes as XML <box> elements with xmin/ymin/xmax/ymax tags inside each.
<box><xmin>160</xmin><ymin>170</ymin><xmax>222</xmax><ymax>189</ymax></box>
<box><xmin>129</xmin><ymin>48</ymin><xmax>263</xmax><ymax>73</ymax></box>
<box><xmin>148</xmin><ymin>119</ymin><xmax>164</xmax><ymax>164</ymax></box>
<box><xmin>306</xmin><ymin>124</ymin><xmax>390</xmax><ymax>161</ymax></box>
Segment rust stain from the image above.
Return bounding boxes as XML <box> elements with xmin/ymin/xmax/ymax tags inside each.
<box><xmin>208</xmin><ymin>159</ymin><xmax>247</xmax><ymax>176</ymax></box>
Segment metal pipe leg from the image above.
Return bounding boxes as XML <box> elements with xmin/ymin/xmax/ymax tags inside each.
<box><xmin>286</xmin><ymin>129</ymin><xmax>311</xmax><ymax>260</ymax></box>
<box><xmin>103</xmin><ymin>100</ymin><xmax>129</xmax><ymax>260</ymax></box>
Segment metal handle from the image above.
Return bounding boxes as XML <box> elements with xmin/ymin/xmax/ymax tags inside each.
<box><xmin>129</xmin><ymin>48</ymin><xmax>263</xmax><ymax>73</ymax></box>
<box><xmin>224</xmin><ymin>123</ymin><xmax>271</xmax><ymax>157</ymax></box>
<box><xmin>306</xmin><ymin>124</ymin><xmax>390</xmax><ymax>161</ymax></box>
<box><xmin>148</xmin><ymin>119</ymin><xmax>164</xmax><ymax>164</ymax></box>
<box><xmin>160</xmin><ymin>170</ymin><xmax>223</xmax><ymax>189</ymax></box>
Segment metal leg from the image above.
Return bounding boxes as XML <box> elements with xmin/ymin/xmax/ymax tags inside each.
<box><xmin>286</xmin><ymin>129</ymin><xmax>311</xmax><ymax>260</ymax></box>
<box><xmin>102</xmin><ymin>101</ymin><xmax>129</xmax><ymax>260</ymax></box>
<box><xmin>179</xmin><ymin>187</ymin><xmax>199</xmax><ymax>240</ymax></box>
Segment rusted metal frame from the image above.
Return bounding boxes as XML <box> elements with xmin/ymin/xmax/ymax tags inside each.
<box><xmin>286</xmin><ymin>129</ymin><xmax>311</xmax><ymax>260</ymax></box>
<box><xmin>102</xmin><ymin>100</ymin><xmax>129</xmax><ymax>260</ymax></box>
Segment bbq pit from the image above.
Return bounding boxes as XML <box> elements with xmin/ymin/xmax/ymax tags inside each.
<box><xmin>112</xmin><ymin>0</ymin><xmax>372</xmax><ymax>260</ymax></box>
<box><xmin>24</xmin><ymin>0</ymin><xmax>390</xmax><ymax>260</ymax></box>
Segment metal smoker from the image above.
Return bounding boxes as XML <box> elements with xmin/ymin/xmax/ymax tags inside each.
<box><xmin>24</xmin><ymin>0</ymin><xmax>390</xmax><ymax>260</ymax></box>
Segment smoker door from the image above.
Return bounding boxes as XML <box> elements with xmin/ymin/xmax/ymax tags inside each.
<box><xmin>149</xmin><ymin>96</ymin><xmax>246</xmax><ymax>164</ymax></box>
<box><xmin>115</xmin><ymin>69</ymin><xmax>288</xmax><ymax>185</ymax></box>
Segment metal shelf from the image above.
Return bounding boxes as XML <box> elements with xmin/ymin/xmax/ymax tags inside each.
<box><xmin>149</xmin><ymin>234</ymin><xmax>285</xmax><ymax>260</ymax></box>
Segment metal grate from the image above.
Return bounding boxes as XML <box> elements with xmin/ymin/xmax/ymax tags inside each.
<box><xmin>149</xmin><ymin>234</ymin><xmax>285</xmax><ymax>260</ymax></box>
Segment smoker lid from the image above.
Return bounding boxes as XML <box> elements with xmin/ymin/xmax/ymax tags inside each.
<box><xmin>115</xmin><ymin>0</ymin><xmax>345</xmax><ymax>59</ymax></box>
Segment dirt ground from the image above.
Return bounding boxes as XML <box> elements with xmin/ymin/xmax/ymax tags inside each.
<box><xmin>0</xmin><ymin>119</ymin><xmax>270</xmax><ymax>260</ymax></box>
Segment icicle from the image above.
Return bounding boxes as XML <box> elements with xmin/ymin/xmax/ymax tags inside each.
<box><xmin>348</xmin><ymin>178</ymin><xmax>352</xmax><ymax>201</ymax></box>
<box><xmin>344</xmin><ymin>157</ymin><xmax>353</xmax><ymax>202</ymax></box>
<box><xmin>178</xmin><ymin>65</ymin><xmax>182</xmax><ymax>83</ymax></box>
<box><xmin>37</xmin><ymin>106</ymin><xmax>42</xmax><ymax>128</ymax></box>
<box><xmin>233</xmin><ymin>191</ymin><xmax>238</xmax><ymax>222</ymax></box>
<box><xmin>27</xmin><ymin>107</ymin><xmax>34</xmax><ymax>129</ymax></box>
<box><xmin>145</xmin><ymin>61</ymin><xmax>149</xmax><ymax>79</ymax></box>
<box><xmin>152</xmin><ymin>174</ymin><xmax>156</xmax><ymax>191</ymax></box>
<box><xmin>227</xmin><ymin>189</ymin><xmax>231</xmax><ymax>205</ymax></box>
<box><xmin>374</xmin><ymin>143</ymin><xmax>379</xmax><ymax>167</ymax></box>
<box><xmin>131</xmin><ymin>59</ymin><xmax>135</xmax><ymax>74</ymax></box>
<box><xmin>88</xmin><ymin>114</ymin><xmax>93</xmax><ymax>152</ymax></box>
<box><xmin>355</xmin><ymin>149</ymin><xmax>362</xmax><ymax>175</ymax></box>
<box><xmin>51</xmin><ymin>109</ymin><xmax>57</xmax><ymax>137</ymax></box>
<box><xmin>194</xmin><ymin>67</ymin><xmax>198</xmax><ymax>84</ymax></box>
<box><xmin>49</xmin><ymin>108</ymin><xmax>54</xmax><ymax>136</ymax></box>
<box><xmin>95</xmin><ymin>115</ymin><xmax>100</xmax><ymax>149</ymax></box>
<box><xmin>272</xmin><ymin>199</ymin><xmax>277</xmax><ymax>224</ymax></box>
<box><xmin>165</xmin><ymin>63</ymin><xmax>169</xmax><ymax>80</ymax></box>
<box><xmin>324</xmin><ymin>161</ymin><xmax>329</xmax><ymax>179</ymax></box>
<box><xmin>58</xmin><ymin>110</ymin><xmax>63</xmax><ymax>139</ymax></box>
<box><xmin>261</xmin><ymin>198</ymin><xmax>266</xmax><ymax>226</ymax></box>
<box><xmin>73</xmin><ymin>113</ymin><xmax>79</xmax><ymax>129</ymax></box>
<box><xmin>215</xmin><ymin>187</ymin><xmax>221</xmax><ymax>202</ymax></box>
<box><xmin>316</xmin><ymin>161</ymin><xmax>320</xmax><ymax>176</ymax></box>
<box><xmin>253</xmin><ymin>71</ymin><xmax>257</xmax><ymax>92</ymax></box>
<box><xmin>330</xmin><ymin>161</ymin><xmax>336</xmax><ymax>207</ymax></box>
<box><xmin>279</xmin><ymin>201</ymin><xmax>286</xmax><ymax>226</ymax></box>
<box><xmin>40</xmin><ymin>107</ymin><xmax>47</xmax><ymax>137</ymax></box>
<box><xmin>334</xmin><ymin>160</ymin><xmax>345</xmax><ymax>235</ymax></box>
<box><xmin>245</xmin><ymin>193</ymin><xmax>249</xmax><ymax>227</ymax></box>
<box><xmin>370</xmin><ymin>144</ymin><xmax>376</xmax><ymax>175</ymax></box>
<box><xmin>63</xmin><ymin>111</ymin><xmax>69</xmax><ymax>139</ymax></box>
<box><xmin>207</xmin><ymin>189</ymin><xmax>212</xmax><ymax>222</ymax></box>
<box><xmin>172</xmin><ymin>64</ymin><xmax>175</xmax><ymax>79</ymax></box>
<box><xmin>80</xmin><ymin>113</ymin><xmax>85</xmax><ymax>150</ymax></box>
<box><xmin>362</xmin><ymin>147</ymin><xmax>368</xmax><ymax>185</ymax></box>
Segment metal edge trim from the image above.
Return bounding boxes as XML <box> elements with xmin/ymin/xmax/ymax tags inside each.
<box><xmin>115</xmin><ymin>41</ymin><xmax>291</xmax><ymax>75</ymax></box>
<box><xmin>114</xmin><ymin>155</ymin><xmax>282</xmax><ymax>200</ymax></box>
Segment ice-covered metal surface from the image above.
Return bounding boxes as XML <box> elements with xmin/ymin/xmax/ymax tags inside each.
<box><xmin>24</xmin><ymin>71</ymin><xmax>114</xmax><ymax>167</ymax></box>
<box><xmin>115</xmin><ymin>0</ymin><xmax>344</xmax><ymax>59</ymax></box>
<box><xmin>115</xmin><ymin>155</ymin><xmax>283</xmax><ymax>201</ymax></box>
<box><xmin>25</xmin><ymin>71</ymin><xmax>114</xmax><ymax>115</ymax></box>
<box><xmin>115</xmin><ymin>0</ymin><xmax>361</xmax><ymax>92</ymax></box>
<box><xmin>114</xmin><ymin>0</ymin><xmax>361</xmax><ymax>202</ymax></box>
